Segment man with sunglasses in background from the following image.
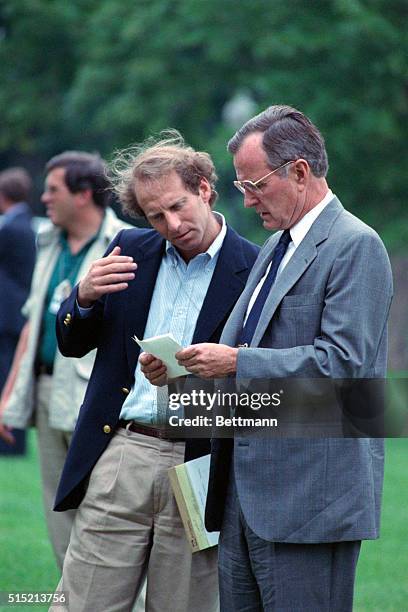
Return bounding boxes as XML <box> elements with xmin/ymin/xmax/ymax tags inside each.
<box><xmin>168</xmin><ymin>105</ymin><xmax>393</xmax><ymax>611</ymax></box>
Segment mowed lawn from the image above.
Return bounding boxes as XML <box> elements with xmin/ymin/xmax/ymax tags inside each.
<box><xmin>0</xmin><ymin>433</ymin><xmax>407</xmax><ymax>611</ymax></box>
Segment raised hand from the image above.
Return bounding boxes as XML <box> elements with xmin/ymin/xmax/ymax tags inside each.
<box><xmin>77</xmin><ymin>246</ymin><xmax>137</xmax><ymax>307</ymax></box>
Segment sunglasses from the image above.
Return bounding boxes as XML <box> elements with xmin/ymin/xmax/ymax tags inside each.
<box><xmin>233</xmin><ymin>160</ymin><xmax>295</xmax><ymax>194</ymax></box>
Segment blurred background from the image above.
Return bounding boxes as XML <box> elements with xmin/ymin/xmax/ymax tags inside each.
<box><xmin>1</xmin><ymin>0</ymin><xmax>407</xmax><ymax>367</ymax></box>
<box><xmin>0</xmin><ymin>0</ymin><xmax>407</xmax><ymax>609</ymax></box>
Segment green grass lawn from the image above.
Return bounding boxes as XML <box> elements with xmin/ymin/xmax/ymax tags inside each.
<box><xmin>0</xmin><ymin>431</ymin><xmax>59</xmax><ymax>611</ymax></box>
<box><xmin>0</xmin><ymin>433</ymin><xmax>407</xmax><ymax>611</ymax></box>
<box><xmin>354</xmin><ymin>439</ymin><xmax>408</xmax><ymax>611</ymax></box>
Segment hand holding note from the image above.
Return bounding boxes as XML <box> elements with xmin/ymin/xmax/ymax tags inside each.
<box><xmin>139</xmin><ymin>352</ymin><xmax>168</xmax><ymax>387</ymax></box>
<box><xmin>135</xmin><ymin>333</ymin><xmax>189</xmax><ymax>383</ymax></box>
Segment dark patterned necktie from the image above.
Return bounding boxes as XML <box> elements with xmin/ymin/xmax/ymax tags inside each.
<box><xmin>238</xmin><ymin>230</ymin><xmax>291</xmax><ymax>346</ymax></box>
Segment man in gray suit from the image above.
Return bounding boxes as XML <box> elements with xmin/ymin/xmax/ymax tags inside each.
<box><xmin>172</xmin><ymin>105</ymin><xmax>393</xmax><ymax>611</ymax></box>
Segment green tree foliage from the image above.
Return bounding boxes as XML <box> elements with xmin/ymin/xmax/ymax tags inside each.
<box><xmin>0</xmin><ymin>0</ymin><xmax>81</xmax><ymax>152</ymax></box>
<box><xmin>1</xmin><ymin>0</ymin><xmax>407</xmax><ymax>247</ymax></box>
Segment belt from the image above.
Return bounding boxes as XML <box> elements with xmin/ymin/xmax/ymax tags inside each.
<box><xmin>35</xmin><ymin>363</ymin><xmax>54</xmax><ymax>376</ymax></box>
<box><xmin>117</xmin><ymin>419</ymin><xmax>184</xmax><ymax>442</ymax></box>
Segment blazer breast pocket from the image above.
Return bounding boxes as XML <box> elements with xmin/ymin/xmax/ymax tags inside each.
<box><xmin>279</xmin><ymin>293</ymin><xmax>325</xmax><ymax>345</ymax></box>
<box><xmin>280</xmin><ymin>292</ymin><xmax>324</xmax><ymax>309</ymax></box>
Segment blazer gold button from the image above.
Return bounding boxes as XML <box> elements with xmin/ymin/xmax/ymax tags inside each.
<box><xmin>103</xmin><ymin>425</ymin><xmax>111</xmax><ymax>434</ymax></box>
<box><xmin>121</xmin><ymin>387</ymin><xmax>130</xmax><ymax>395</ymax></box>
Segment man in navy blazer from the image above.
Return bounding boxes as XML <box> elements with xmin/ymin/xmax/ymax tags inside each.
<box><xmin>52</xmin><ymin>132</ymin><xmax>259</xmax><ymax>611</ymax></box>
<box><xmin>0</xmin><ymin>168</ymin><xmax>36</xmax><ymax>453</ymax></box>
<box><xmin>176</xmin><ymin>106</ymin><xmax>393</xmax><ymax>611</ymax></box>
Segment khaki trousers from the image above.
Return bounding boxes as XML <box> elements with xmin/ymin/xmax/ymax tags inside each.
<box><xmin>35</xmin><ymin>375</ymin><xmax>75</xmax><ymax>570</ymax></box>
<box><xmin>52</xmin><ymin>427</ymin><xmax>219</xmax><ymax>612</ymax></box>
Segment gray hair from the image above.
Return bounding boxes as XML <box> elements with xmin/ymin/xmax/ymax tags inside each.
<box><xmin>110</xmin><ymin>130</ymin><xmax>218</xmax><ymax>218</ymax></box>
<box><xmin>227</xmin><ymin>105</ymin><xmax>328</xmax><ymax>177</ymax></box>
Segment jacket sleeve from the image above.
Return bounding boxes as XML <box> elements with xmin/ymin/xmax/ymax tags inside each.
<box><xmin>55</xmin><ymin>230</ymin><xmax>124</xmax><ymax>358</ymax></box>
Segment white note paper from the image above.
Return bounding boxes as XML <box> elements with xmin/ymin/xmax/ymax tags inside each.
<box><xmin>133</xmin><ymin>333</ymin><xmax>189</xmax><ymax>378</ymax></box>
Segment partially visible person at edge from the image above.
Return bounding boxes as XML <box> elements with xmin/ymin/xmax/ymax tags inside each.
<box><xmin>0</xmin><ymin>152</ymin><xmax>132</xmax><ymax>571</ymax></box>
<box><xmin>0</xmin><ymin>167</ymin><xmax>36</xmax><ymax>454</ymax></box>
<box><xmin>144</xmin><ymin>106</ymin><xmax>393</xmax><ymax>612</ymax></box>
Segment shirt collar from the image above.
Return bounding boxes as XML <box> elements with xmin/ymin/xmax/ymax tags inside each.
<box><xmin>289</xmin><ymin>189</ymin><xmax>334</xmax><ymax>248</ymax></box>
<box><xmin>166</xmin><ymin>211</ymin><xmax>227</xmax><ymax>261</ymax></box>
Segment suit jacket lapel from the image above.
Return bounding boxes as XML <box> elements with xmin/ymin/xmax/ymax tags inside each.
<box><xmin>251</xmin><ymin>240</ymin><xmax>318</xmax><ymax>345</ymax></box>
<box><xmin>124</xmin><ymin>237</ymin><xmax>165</xmax><ymax>373</ymax></box>
<box><xmin>219</xmin><ymin>233</ymin><xmax>279</xmax><ymax>347</ymax></box>
<box><xmin>192</xmin><ymin>226</ymin><xmax>253</xmax><ymax>343</ymax></box>
<box><xmin>250</xmin><ymin>197</ymin><xmax>344</xmax><ymax>346</ymax></box>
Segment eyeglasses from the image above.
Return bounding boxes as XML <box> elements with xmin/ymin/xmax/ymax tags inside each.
<box><xmin>233</xmin><ymin>160</ymin><xmax>295</xmax><ymax>194</ymax></box>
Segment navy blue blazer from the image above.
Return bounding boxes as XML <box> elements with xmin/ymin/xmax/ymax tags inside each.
<box><xmin>0</xmin><ymin>203</ymin><xmax>36</xmax><ymax>338</ymax></box>
<box><xmin>54</xmin><ymin>225</ymin><xmax>259</xmax><ymax>511</ymax></box>
<box><xmin>0</xmin><ymin>203</ymin><xmax>35</xmax><ymax>388</ymax></box>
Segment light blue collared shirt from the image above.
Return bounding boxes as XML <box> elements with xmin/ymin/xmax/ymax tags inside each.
<box><xmin>119</xmin><ymin>213</ymin><xmax>226</xmax><ymax>424</ymax></box>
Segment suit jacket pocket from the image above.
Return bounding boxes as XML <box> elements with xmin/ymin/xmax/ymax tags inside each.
<box><xmin>276</xmin><ymin>293</ymin><xmax>324</xmax><ymax>346</ymax></box>
<box><xmin>280</xmin><ymin>292</ymin><xmax>324</xmax><ymax>309</ymax></box>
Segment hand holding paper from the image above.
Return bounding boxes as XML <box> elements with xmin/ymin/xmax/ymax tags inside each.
<box><xmin>139</xmin><ymin>352</ymin><xmax>168</xmax><ymax>387</ymax></box>
<box><xmin>134</xmin><ymin>333</ymin><xmax>189</xmax><ymax>379</ymax></box>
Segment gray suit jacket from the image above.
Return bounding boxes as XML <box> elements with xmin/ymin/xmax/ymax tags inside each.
<box><xmin>205</xmin><ymin>197</ymin><xmax>393</xmax><ymax>543</ymax></box>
